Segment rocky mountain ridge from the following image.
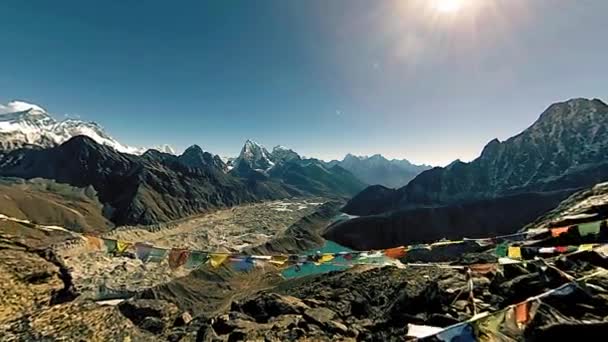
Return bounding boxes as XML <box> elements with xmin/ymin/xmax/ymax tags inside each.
<box><xmin>0</xmin><ymin>136</ymin><xmax>363</xmax><ymax>227</ymax></box>
<box><xmin>0</xmin><ymin>136</ymin><xmax>296</xmax><ymax>226</ymax></box>
<box><xmin>344</xmin><ymin>98</ymin><xmax>608</xmax><ymax>215</ymax></box>
<box><xmin>333</xmin><ymin>98</ymin><xmax>608</xmax><ymax>250</ymax></box>
<box><xmin>230</xmin><ymin>140</ymin><xmax>367</xmax><ymax>198</ymax></box>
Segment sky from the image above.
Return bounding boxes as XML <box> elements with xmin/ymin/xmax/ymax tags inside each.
<box><xmin>0</xmin><ymin>0</ymin><xmax>607</xmax><ymax>166</ymax></box>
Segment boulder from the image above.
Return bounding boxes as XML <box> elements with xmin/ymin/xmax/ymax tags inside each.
<box><xmin>118</xmin><ymin>299</ymin><xmax>179</xmax><ymax>330</ymax></box>
<box><xmin>303</xmin><ymin>307</ymin><xmax>337</xmax><ymax>326</ymax></box>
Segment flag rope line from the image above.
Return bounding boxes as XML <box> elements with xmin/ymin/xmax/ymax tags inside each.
<box><xmin>0</xmin><ymin>212</ymin><xmax>605</xmax><ymax>270</ymax></box>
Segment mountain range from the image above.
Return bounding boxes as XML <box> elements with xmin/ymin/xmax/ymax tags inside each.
<box><xmin>230</xmin><ymin>140</ymin><xmax>367</xmax><ymax>197</ymax></box>
<box><xmin>0</xmin><ymin>101</ymin><xmax>165</xmax><ymax>154</ymax></box>
<box><xmin>327</xmin><ymin>98</ymin><xmax>608</xmax><ymax>249</ymax></box>
<box><xmin>0</xmin><ymin>135</ymin><xmax>364</xmax><ymax>227</ymax></box>
<box><xmin>327</xmin><ymin>154</ymin><xmax>431</xmax><ymax>188</ymax></box>
<box><xmin>0</xmin><ymin>100</ymin><xmax>423</xmax><ymax>189</ymax></box>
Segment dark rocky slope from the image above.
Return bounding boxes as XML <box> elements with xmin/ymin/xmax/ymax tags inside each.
<box><xmin>0</xmin><ymin>136</ymin><xmax>297</xmax><ymax>226</ymax></box>
<box><xmin>335</xmin><ymin>98</ymin><xmax>608</xmax><ymax>250</ymax></box>
<box><xmin>325</xmin><ymin>189</ymin><xmax>575</xmax><ymax>250</ymax></box>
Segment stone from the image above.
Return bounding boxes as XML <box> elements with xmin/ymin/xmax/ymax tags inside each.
<box><xmin>303</xmin><ymin>307</ymin><xmax>337</xmax><ymax>326</ymax></box>
<box><xmin>328</xmin><ymin>320</ymin><xmax>348</xmax><ymax>334</ymax></box>
<box><xmin>173</xmin><ymin>311</ymin><xmax>193</xmax><ymax>327</ymax></box>
<box><xmin>118</xmin><ymin>299</ymin><xmax>179</xmax><ymax>326</ymax></box>
<box><xmin>452</xmin><ymin>300</ymin><xmax>470</xmax><ymax>311</ymax></box>
<box><xmin>237</xmin><ymin>293</ymin><xmax>310</xmax><ymax>322</ymax></box>
<box><xmin>140</xmin><ymin>317</ymin><xmax>165</xmax><ymax>334</ymax></box>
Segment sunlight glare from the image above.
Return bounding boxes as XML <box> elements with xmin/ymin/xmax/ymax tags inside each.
<box><xmin>434</xmin><ymin>0</ymin><xmax>464</xmax><ymax>13</ymax></box>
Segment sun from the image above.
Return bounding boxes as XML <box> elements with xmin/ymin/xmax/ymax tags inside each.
<box><xmin>434</xmin><ymin>0</ymin><xmax>464</xmax><ymax>13</ymax></box>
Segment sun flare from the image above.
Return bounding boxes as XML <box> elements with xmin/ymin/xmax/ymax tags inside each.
<box><xmin>434</xmin><ymin>0</ymin><xmax>464</xmax><ymax>13</ymax></box>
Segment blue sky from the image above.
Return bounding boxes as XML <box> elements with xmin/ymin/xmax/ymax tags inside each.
<box><xmin>1</xmin><ymin>0</ymin><xmax>606</xmax><ymax>166</ymax></box>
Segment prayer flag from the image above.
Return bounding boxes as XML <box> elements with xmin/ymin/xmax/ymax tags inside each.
<box><xmin>578</xmin><ymin>244</ymin><xmax>596</xmax><ymax>252</ymax></box>
<box><xmin>269</xmin><ymin>255</ymin><xmax>289</xmax><ymax>265</ymax></box>
<box><xmin>433</xmin><ymin>322</ymin><xmax>476</xmax><ymax>341</ymax></box>
<box><xmin>103</xmin><ymin>239</ymin><xmax>117</xmax><ymax>253</ymax></box>
<box><xmin>469</xmin><ymin>263</ymin><xmax>497</xmax><ymax>275</ymax></box>
<box><xmin>85</xmin><ymin>236</ymin><xmax>104</xmax><ymax>251</ymax></box>
<box><xmin>147</xmin><ymin>247</ymin><xmax>168</xmax><ymax>263</ymax></box>
<box><xmin>135</xmin><ymin>243</ymin><xmax>154</xmax><ymax>262</ymax></box>
<box><xmin>315</xmin><ymin>253</ymin><xmax>335</xmax><ymax>265</ymax></box>
<box><xmin>577</xmin><ymin>221</ymin><xmax>601</xmax><ymax>237</ymax></box>
<box><xmin>232</xmin><ymin>256</ymin><xmax>255</xmax><ymax>272</ymax></box>
<box><xmin>514</xmin><ymin>302</ymin><xmax>531</xmax><ymax>325</ymax></box>
<box><xmin>551</xmin><ymin>226</ymin><xmax>570</xmax><ymax>237</ymax></box>
<box><xmin>168</xmin><ymin>249</ymin><xmax>190</xmax><ymax>269</ymax></box>
<box><xmin>507</xmin><ymin>246</ymin><xmax>522</xmax><ymax>260</ymax></box>
<box><xmin>209</xmin><ymin>253</ymin><xmax>229</xmax><ymax>268</ymax></box>
<box><xmin>495</xmin><ymin>243</ymin><xmax>508</xmax><ymax>257</ymax></box>
<box><xmin>116</xmin><ymin>240</ymin><xmax>131</xmax><ymax>254</ymax></box>
<box><xmin>384</xmin><ymin>246</ymin><xmax>406</xmax><ymax>259</ymax></box>
<box><xmin>185</xmin><ymin>251</ymin><xmax>208</xmax><ymax>269</ymax></box>
<box><xmin>539</xmin><ymin>247</ymin><xmax>555</xmax><ymax>254</ymax></box>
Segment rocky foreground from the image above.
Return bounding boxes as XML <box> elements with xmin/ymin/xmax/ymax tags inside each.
<box><xmin>2</xmin><ymin>186</ymin><xmax>608</xmax><ymax>340</ymax></box>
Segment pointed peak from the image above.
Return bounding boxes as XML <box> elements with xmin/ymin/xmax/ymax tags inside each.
<box><xmin>273</xmin><ymin>145</ymin><xmax>290</xmax><ymax>151</ymax></box>
<box><xmin>184</xmin><ymin>144</ymin><xmax>204</xmax><ymax>154</ymax></box>
<box><xmin>244</xmin><ymin>139</ymin><xmax>261</xmax><ymax>146</ymax></box>
<box><xmin>155</xmin><ymin>144</ymin><xmax>175</xmax><ymax>155</ymax></box>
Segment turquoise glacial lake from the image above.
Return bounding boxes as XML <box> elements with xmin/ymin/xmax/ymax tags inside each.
<box><xmin>282</xmin><ymin>240</ymin><xmax>354</xmax><ymax>279</ymax></box>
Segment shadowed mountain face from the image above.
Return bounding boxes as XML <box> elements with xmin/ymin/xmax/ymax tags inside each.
<box><xmin>344</xmin><ymin>98</ymin><xmax>608</xmax><ymax>215</ymax></box>
<box><xmin>0</xmin><ymin>136</ymin><xmax>296</xmax><ymax>226</ymax></box>
<box><xmin>332</xmin><ymin>98</ymin><xmax>608</xmax><ymax>249</ymax></box>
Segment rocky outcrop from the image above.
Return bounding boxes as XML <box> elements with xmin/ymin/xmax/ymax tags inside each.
<box><xmin>194</xmin><ymin>248</ymin><xmax>608</xmax><ymax>341</ymax></box>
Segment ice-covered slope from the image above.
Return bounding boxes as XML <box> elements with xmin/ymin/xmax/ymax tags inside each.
<box><xmin>0</xmin><ymin>100</ymin><xmax>159</xmax><ymax>154</ymax></box>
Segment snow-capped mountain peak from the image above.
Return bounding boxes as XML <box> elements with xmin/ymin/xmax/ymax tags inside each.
<box><xmin>234</xmin><ymin>139</ymin><xmax>275</xmax><ymax>171</ymax></box>
<box><xmin>155</xmin><ymin>144</ymin><xmax>176</xmax><ymax>155</ymax></box>
<box><xmin>0</xmin><ymin>99</ymin><xmax>166</xmax><ymax>154</ymax></box>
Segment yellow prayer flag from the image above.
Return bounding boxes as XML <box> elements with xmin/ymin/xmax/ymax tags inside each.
<box><xmin>315</xmin><ymin>253</ymin><xmax>335</xmax><ymax>265</ymax></box>
<box><xmin>116</xmin><ymin>240</ymin><xmax>131</xmax><ymax>253</ymax></box>
<box><xmin>209</xmin><ymin>254</ymin><xmax>229</xmax><ymax>268</ymax></box>
<box><xmin>578</xmin><ymin>244</ymin><xmax>596</xmax><ymax>251</ymax></box>
<box><xmin>269</xmin><ymin>255</ymin><xmax>289</xmax><ymax>265</ymax></box>
<box><xmin>507</xmin><ymin>246</ymin><xmax>522</xmax><ymax>260</ymax></box>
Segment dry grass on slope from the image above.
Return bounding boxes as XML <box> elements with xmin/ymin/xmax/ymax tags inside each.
<box><xmin>0</xmin><ymin>178</ymin><xmax>113</xmax><ymax>233</ymax></box>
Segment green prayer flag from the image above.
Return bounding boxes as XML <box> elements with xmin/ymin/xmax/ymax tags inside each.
<box><xmin>185</xmin><ymin>251</ymin><xmax>209</xmax><ymax>269</ymax></box>
<box><xmin>577</xmin><ymin>221</ymin><xmax>601</xmax><ymax>237</ymax></box>
<box><xmin>103</xmin><ymin>239</ymin><xmax>117</xmax><ymax>253</ymax></box>
<box><xmin>147</xmin><ymin>247</ymin><xmax>168</xmax><ymax>263</ymax></box>
<box><xmin>495</xmin><ymin>243</ymin><xmax>508</xmax><ymax>257</ymax></box>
